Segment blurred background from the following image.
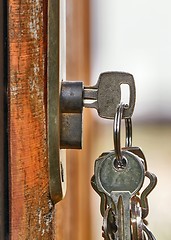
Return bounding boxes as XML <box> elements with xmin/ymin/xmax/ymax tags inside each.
<box><xmin>89</xmin><ymin>0</ymin><xmax>171</xmax><ymax>239</ymax></box>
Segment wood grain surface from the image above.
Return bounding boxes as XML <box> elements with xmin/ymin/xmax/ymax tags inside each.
<box><xmin>8</xmin><ymin>0</ymin><xmax>54</xmax><ymax>239</ymax></box>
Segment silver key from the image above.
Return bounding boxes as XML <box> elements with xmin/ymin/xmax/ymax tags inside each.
<box><xmin>123</xmin><ymin>147</ymin><xmax>157</xmax><ymax>219</ymax></box>
<box><xmin>95</xmin><ymin>151</ymin><xmax>145</xmax><ymax>196</ymax></box>
<box><xmin>131</xmin><ymin>196</ymin><xmax>144</xmax><ymax>240</ymax></box>
<box><xmin>140</xmin><ymin>171</ymin><xmax>157</xmax><ymax>219</ymax></box>
<box><xmin>94</xmin><ymin>150</ymin><xmax>145</xmax><ymax>240</ymax></box>
<box><xmin>102</xmin><ymin>207</ymin><xmax>117</xmax><ymax>240</ymax></box>
<box><xmin>143</xmin><ymin>225</ymin><xmax>156</xmax><ymax>240</ymax></box>
<box><xmin>110</xmin><ymin>191</ymin><xmax>132</xmax><ymax>240</ymax></box>
<box><xmin>84</xmin><ymin>72</ymin><xmax>136</xmax><ymax>119</ymax></box>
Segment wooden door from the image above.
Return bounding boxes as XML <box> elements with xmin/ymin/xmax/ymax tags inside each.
<box><xmin>7</xmin><ymin>0</ymin><xmax>92</xmax><ymax>239</ymax></box>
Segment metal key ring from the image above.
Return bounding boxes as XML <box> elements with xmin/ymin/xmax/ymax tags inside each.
<box><xmin>113</xmin><ymin>103</ymin><xmax>124</xmax><ymax>164</ymax></box>
<box><xmin>125</xmin><ymin>117</ymin><xmax>132</xmax><ymax>147</ymax></box>
<box><xmin>113</xmin><ymin>103</ymin><xmax>132</xmax><ymax>167</ymax></box>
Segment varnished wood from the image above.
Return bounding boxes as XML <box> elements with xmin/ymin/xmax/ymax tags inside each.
<box><xmin>8</xmin><ymin>1</ymin><xmax>54</xmax><ymax>239</ymax></box>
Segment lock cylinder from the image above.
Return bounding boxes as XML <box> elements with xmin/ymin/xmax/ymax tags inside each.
<box><xmin>60</xmin><ymin>81</ymin><xmax>84</xmax><ymax>149</ymax></box>
<box><xmin>60</xmin><ymin>81</ymin><xmax>83</xmax><ymax>113</ymax></box>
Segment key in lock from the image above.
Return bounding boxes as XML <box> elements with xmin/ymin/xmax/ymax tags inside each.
<box><xmin>60</xmin><ymin>71</ymin><xmax>136</xmax><ymax>149</ymax></box>
<box><xmin>50</xmin><ymin>71</ymin><xmax>136</xmax><ymax>203</ymax></box>
<box><xmin>84</xmin><ymin>71</ymin><xmax>136</xmax><ymax>119</ymax></box>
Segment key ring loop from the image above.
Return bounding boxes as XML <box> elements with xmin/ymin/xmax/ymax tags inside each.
<box><xmin>113</xmin><ymin>103</ymin><xmax>124</xmax><ymax>163</ymax></box>
<box><xmin>113</xmin><ymin>103</ymin><xmax>132</xmax><ymax>167</ymax></box>
<box><xmin>125</xmin><ymin>117</ymin><xmax>132</xmax><ymax>147</ymax></box>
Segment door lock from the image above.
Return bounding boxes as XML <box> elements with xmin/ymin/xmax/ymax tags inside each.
<box><xmin>47</xmin><ymin>0</ymin><xmax>136</xmax><ymax>204</ymax></box>
<box><xmin>60</xmin><ymin>72</ymin><xmax>136</xmax><ymax>149</ymax></box>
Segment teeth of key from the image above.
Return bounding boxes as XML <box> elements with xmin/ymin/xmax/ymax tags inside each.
<box><xmin>94</xmin><ymin>150</ymin><xmax>145</xmax><ymax>240</ymax></box>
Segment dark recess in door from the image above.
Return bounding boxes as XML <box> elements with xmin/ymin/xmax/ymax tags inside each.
<box><xmin>0</xmin><ymin>1</ymin><xmax>9</xmax><ymax>239</ymax></box>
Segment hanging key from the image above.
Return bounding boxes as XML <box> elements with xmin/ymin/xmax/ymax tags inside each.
<box><xmin>140</xmin><ymin>171</ymin><xmax>157</xmax><ymax>219</ymax></box>
<box><xmin>84</xmin><ymin>72</ymin><xmax>136</xmax><ymax>119</ymax></box>
<box><xmin>118</xmin><ymin>107</ymin><xmax>157</xmax><ymax>238</ymax></box>
<box><xmin>94</xmin><ymin>150</ymin><xmax>145</xmax><ymax>239</ymax></box>
<box><xmin>102</xmin><ymin>207</ymin><xmax>117</xmax><ymax>240</ymax></box>
<box><xmin>131</xmin><ymin>196</ymin><xmax>144</xmax><ymax>240</ymax></box>
<box><xmin>92</xmin><ymin>103</ymin><xmax>146</xmax><ymax>239</ymax></box>
<box><xmin>121</xmin><ymin>116</ymin><xmax>157</xmax><ymax>220</ymax></box>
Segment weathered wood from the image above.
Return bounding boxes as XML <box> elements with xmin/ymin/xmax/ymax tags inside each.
<box><xmin>8</xmin><ymin>1</ymin><xmax>54</xmax><ymax>239</ymax></box>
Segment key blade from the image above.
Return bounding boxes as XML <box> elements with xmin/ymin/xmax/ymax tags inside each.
<box><xmin>111</xmin><ymin>191</ymin><xmax>132</xmax><ymax>240</ymax></box>
<box><xmin>84</xmin><ymin>88</ymin><xmax>98</xmax><ymax>100</ymax></box>
<box><xmin>117</xmin><ymin>195</ymin><xmax>124</xmax><ymax>240</ymax></box>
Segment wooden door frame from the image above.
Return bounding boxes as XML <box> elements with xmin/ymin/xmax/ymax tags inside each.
<box><xmin>7</xmin><ymin>0</ymin><xmax>91</xmax><ymax>239</ymax></box>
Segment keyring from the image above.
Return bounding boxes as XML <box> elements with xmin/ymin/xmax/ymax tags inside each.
<box><xmin>125</xmin><ymin>117</ymin><xmax>132</xmax><ymax>147</ymax></box>
<box><xmin>113</xmin><ymin>103</ymin><xmax>132</xmax><ymax>168</ymax></box>
<box><xmin>113</xmin><ymin>103</ymin><xmax>124</xmax><ymax>166</ymax></box>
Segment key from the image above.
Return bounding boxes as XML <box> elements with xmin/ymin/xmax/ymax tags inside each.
<box><xmin>102</xmin><ymin>207</ymin><xmax>117</xmax><ymax>240</ymax></box>
<box><xmin>123</xmin><ymin>147</ymin><xmax>157</xmax><ymax>219</ymax></box>
<box><xmin>140</xmin><ymin>171</ymin><xmax>157</xmax><ymax>219</ymax></box>
<box><xmin>123</xmin><ymin>145</ymin><xmax>157</xmax><ymax>218</ymax></box>
<box><xmin>92</xmin><ymin>174</ymin><xmax>119</xmax><ymax>240</ymax></box>
<box><xmin>110</xmin><ymin>191</ymin><xmax>132</xmax><ymax>240</ymax></box>
<box><xmin>91</xmin><ymin>159</ymin><xmax>117</xmax><ymax>239</ymax></box>
<box><xmin>94</xmin><ymin>150</ymin><xmax>145</xmax><ymax>240</ymax></box>
<box><xmin>94</xmin><ymin>151</ymin><xmax>145</xmax><ymax>197</ymax></box>
<box><xmin>131</xmin><ymin>195</ymin><xmax>156</xmax><ymax>240</ymax></box>
<box><xmin>84</xmin><ymin>72</ymin><xmax>136</xmax><ymax>119</ymax></box>
<box><xmin>143</xmin><ymin>225</ymin><xmax>156</xmax><ymax>240</ymax></box>
<box><xmin>131</xmin><ymin>196</ymin><xmax>144</xmax><ymax>240</ymax></box>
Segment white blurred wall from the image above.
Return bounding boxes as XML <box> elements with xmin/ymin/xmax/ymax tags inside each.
<box><xmin>90</xmin><ymin>1</ymin><xmax>171</xmax><ymax>239</ymax></box>
<box><xmin>90</xmin><ymin>0</ymin><xmax>171</xmax><ymax>121</ymax></box>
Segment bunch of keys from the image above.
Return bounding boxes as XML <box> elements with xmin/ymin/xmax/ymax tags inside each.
<box><xmin>91</xmin><ymin>103</ymin><xmax>157</xmax><ymax>240</ymax></box>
